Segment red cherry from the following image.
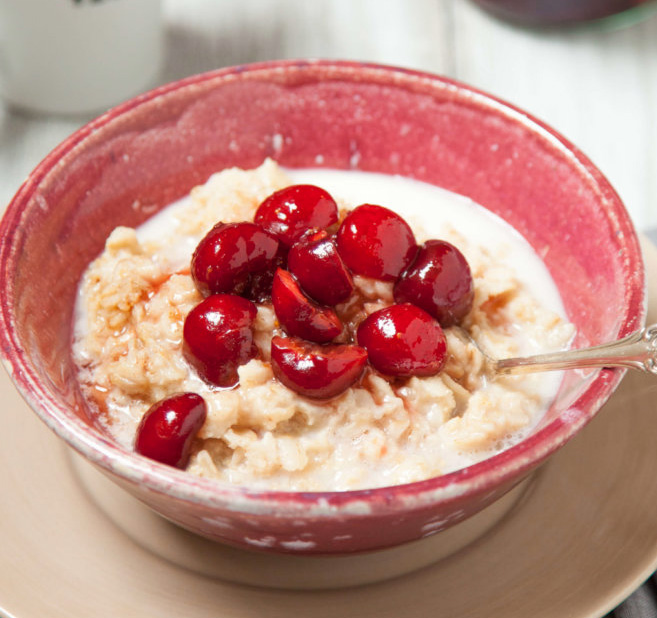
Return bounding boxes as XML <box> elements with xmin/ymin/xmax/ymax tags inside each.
<box><xmin>270</xmin><ymin>336</ymin><xmax>368</xmax><ymax>399</ymax></box>
<box><xmin>357</xmin><ymin>303</ymin><xmax>447</xmax><ymax>377</ymax></box>
<box><xmin>191</xmin><ymin>222</ymin><xmax>285</xmax><ymax>302</ymax></box>
<box><xmin>287</xmin><ymin>231</ymin><xmax>354</xmax><ymax>306</ymax></box>
<box><xmin>271</xmin><ymin>268</ymin><xmax>343</xmax><ymax>343</ymax></box>
<box><xmin>183</xmin><ymin>294</ymin><xmax>258</xmax><ymax>387</ymax></box>
<box><xmin>254</xmin><ymin>184</ymin><xmax>339</xmax><ymax>247</ymax></box>
<box><xmin>135</xmin><ymin>393</ymin><xmax>207</xmax><ymax>468</ymax></box>
<box><xmin>336</xmin><ymin>204</ymin><xmax>417</xmax><ymax>281</ymax></box>
<box><xmin>393</xmin><ymin>240</ymin><xmax>474</xmax><ymax>327</ymax></box>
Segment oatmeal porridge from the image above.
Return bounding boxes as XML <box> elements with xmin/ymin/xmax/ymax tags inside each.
<box><xmin>72</xmin><ymin>160</ymin><xmax>574</xmax><ymax>491</ymax></box>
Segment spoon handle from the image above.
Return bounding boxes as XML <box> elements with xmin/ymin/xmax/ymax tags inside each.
<box><xmin>495</xmin><ymin>324</ymin><xmax>657</xmax><ymax>376</ymax></box>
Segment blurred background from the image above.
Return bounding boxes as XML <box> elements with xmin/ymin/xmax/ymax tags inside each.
<box><xmin>1</xmin><ymin>0</ymin><xmax>656</xmax><ymax>232</ymax></box>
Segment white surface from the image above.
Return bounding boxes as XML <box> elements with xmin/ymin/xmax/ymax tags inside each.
<box><xmin>0</xmin><ymin>1</ymin><xmax>656</xmax><ymax>230</ymax></box>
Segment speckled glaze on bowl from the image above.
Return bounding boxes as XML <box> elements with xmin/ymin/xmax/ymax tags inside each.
<box><xmin>0</xmin><ymin>60</ymin><xmax>644</xmax><ymax>556</ymax></box>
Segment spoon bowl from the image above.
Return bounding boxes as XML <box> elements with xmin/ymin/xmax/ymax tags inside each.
<box><xmin>455</xmin><ymin>324</ymin><xmax>657</xmax><ymax>379</ymax></box>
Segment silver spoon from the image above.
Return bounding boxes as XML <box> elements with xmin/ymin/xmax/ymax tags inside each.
<box><xmin>454</xmin><ymin>324</ymin><xmax>657</xmax><ymax>379</ymax></box>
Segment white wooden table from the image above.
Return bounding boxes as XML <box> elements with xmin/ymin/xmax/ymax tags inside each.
<box><xmin>1</xmin><ymin>0</ymin><xmax>656</xmax><ymax>230</ymax></box>
<box><xmin>0</xmin><ymin>2</ymin><xmax>655</xmax><ymax>615</ymax></box>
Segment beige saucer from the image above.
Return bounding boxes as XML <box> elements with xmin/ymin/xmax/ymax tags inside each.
<box><xmin>66</xmin><ymin>450</ymin><xmax>532</xmax><ymax>590</ymax></box>
<box><xmin>2</xmin><ymin>236</ymin><xmax>657</xmax><ymax>616</ymax></box>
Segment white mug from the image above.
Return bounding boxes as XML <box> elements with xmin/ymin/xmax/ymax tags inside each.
<box><xmin>0</xmin><ymin>0</ymin><xmax>164</xmax><ymax>115</ymax></box>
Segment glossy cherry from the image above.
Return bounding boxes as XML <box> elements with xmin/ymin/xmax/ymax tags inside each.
<box><xmin>357</xmin><ymin>303</ymin><xmax>447</xmax><ymax>377</ymax></box>
<box><xmin>254</xmin><ymin>184</ymin><xmax>339</xmax><ymax>247</ymax></box>
<box><xmin>134</xmin><ymin>392</ymin><xmax>207</xmax><ymax>468</ymax></box>
<box><xmin>271</xmin><ymin>268</ymin><xmax>343</xmax><ymax>343</ymax></box>
<box><xmin>394</xmin><ymin>239</ymin><xmax>474</xmax><ymax>326</ymax></box>
<box><xmin>287</xmin><ymin>230</ymin><xmax>354</xmax><ymax>306</ymax></box>
<box><xmin>270</xmin><ymin>336</ymin><xmax>368</xmax><ymax>399</ymax></box>
<box><xmin>183</xmin><ymin>294</ymin><xmax>258</xmax><ymax>387</ymax></box>
<box><xmin>336</xmin><ymin>204</ymin><xmax>417</xmax><ymax>281</ymax></box>
<box><xmin>191</xmin><ymin>221</ymin><xmax>284</xmax><ymax>302</ymax></box>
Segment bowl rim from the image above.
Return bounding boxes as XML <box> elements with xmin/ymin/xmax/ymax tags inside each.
<box><xmin>0</xmin><ymin>58</ymin><xmax>645</xmax><ymax>517</ymax></box>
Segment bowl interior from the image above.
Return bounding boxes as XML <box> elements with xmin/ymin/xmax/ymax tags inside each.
<box><xmin>0</xmin><ymin>61</ymin><xmax>644</xmax><ymax>498</ymax></box>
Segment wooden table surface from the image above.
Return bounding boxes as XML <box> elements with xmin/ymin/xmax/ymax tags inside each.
<box><xmin>1</xmin><ymin>0</ymin><xmax>656</xmax><ymax>230</ymax></box>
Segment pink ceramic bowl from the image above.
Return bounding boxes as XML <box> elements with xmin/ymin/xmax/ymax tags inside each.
<box><xmin>0</xmin><ymin>60</ymin><xmax>644</xmax><ymax>556</ymax></box>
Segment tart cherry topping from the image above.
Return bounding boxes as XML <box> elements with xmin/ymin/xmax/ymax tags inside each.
<box><xmin>183</xmin><ymin>294</ymin><xmax>258</xmax><ymax>387</ymax></box>
<box><xmin>135</xmin><ymin>393</ymin><xmax>207</xmax><ymax>468</ymax></box>
<box><xmin>336</xmin><ymin>204</ymin><xmax>417</xmax><ymax>281</ymax></box>
<box><xmin>357</xmin><ymin>303</ymin><xmax>447</xmax><ymax>377</ymax></box>
<box><xmin>180</xmin><ymin>184</ymin><xmax>468</xmax><ymax>400</ymax></box>
<box><xmin>270</xmin><ymin>336</ymin><xmax>368</xmax><ymax>399</ymax></box>
<box><xmin>191</xmin><ymin>222</ymin><xmax>284</xmax><ymax>302</ymax></box>
<box><xmin>394</xmin><ymin>240</ymin><xmax>474</xmax><ymax>327</ymax></box>
<box><xmin>271</xmin><ymin>268</ymin><xmax>343</xmax><ymax>343</ymax></box>
<box><xmin>254</xmin><ymin>184</ymin><xmax>339</xmax><ymax>247</ymax></box>
<box><xmin>287</xmin><ymin>231</ymin><xmax>354</xmax><ymax>306</ymax></box>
